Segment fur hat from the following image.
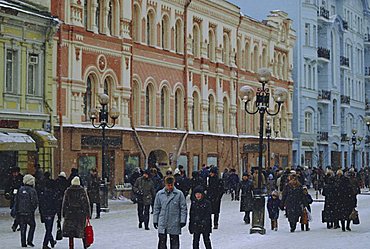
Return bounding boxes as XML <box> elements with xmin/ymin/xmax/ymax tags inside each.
<box><xmin>210</xmin><ymin>167</ymin><xmax>218</xmax><ymax>174</ymax></box>
<box><xmin>271</xmin><ymin>190</ymin><xmax>279</xmax><ymax>197</ymax></box>
<box><xmin>336</xmin><ymin>169</ymin><xmax>343</xmax><ymax>176</ymax></box>
<box><xmin>174</xmin><ymin>168</ymin><xmax>181</xmax><ymax>175</ymax></box>
<box><xmin>23</xmin><ymin>174</ymin><xmax>35</xmax><ymax>187</ymax></box>
<box><xmin>193</xmin><ymin>186</ymin><xmax>204</xmax><ymax>195</ymax></box>
<box><xmin>59</xmin><ymin>172</ymin><xmax>67</xmax><ymax>178</ymax></box>
<box><xmin>164</xmin><ymin>175</ymin><xmax>175</xmax><ymax>185</ymax></box>
<box><xmin>71</xmin><ymin>176</ymin><xmax>81</xmax><ymax>186</ymax></box>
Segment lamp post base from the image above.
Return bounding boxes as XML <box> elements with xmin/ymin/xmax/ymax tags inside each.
<box><xmin>250</xmin><ymin>192</ymin><xmax>266</xmax><ymax>235</ymax></box>
<box><xmin>100</xmin><ymin>182</ymin><xmax>110</xmax><ymax>213</ymax></box>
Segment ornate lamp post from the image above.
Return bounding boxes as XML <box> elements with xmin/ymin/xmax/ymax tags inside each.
<box><xmin>347</xmin><ymin>129</ymin><xmax>362</xmax><ymax>169</ymax></box>
<box><xmin>266</xmin><ymin>120</ymin><xmax>272</xmax><ymax>171</ymax></box>
<box><xmin>90</xmin><ymin>93</ymin><xmax>119</xmax><ymax>211</ymax></box>
<box><xmin>240</xmin><ymin>68</ymin><xmax>288</xmax><ymax>235</ymax></box>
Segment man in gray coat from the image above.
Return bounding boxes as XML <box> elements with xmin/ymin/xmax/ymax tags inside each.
<box><xmin>153</xmin><ymin>175</ymin><xmax>187</xmax><ymax>249</ymax></box>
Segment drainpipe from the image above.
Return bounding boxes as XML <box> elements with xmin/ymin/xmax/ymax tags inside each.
<box><xmin>57</xmin><ymin>0</ymin><xmax>63</xmax><ymax>174</ymax></box>
<box><xmin>129</xmin><ymin>2</ymin><xmax>147</xmax><ymax>168</ymax></box>
<box><xmin>236</xmin><ymin>13</ymin><xmax>242</xmax><ymax>175</ymax></box>
<box><xmin>175</xmin><ymin>0</ymin><xmax>192</xmax><ymax>168</ymax></box>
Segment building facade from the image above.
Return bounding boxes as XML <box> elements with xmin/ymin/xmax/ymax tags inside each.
<box><xmin>52</xmin><ymin>0</ymin><xmax>295</xmax><ymax>188</ymax></box>
<box><xmin>238</xmin><ymin>0</ymin><xmax>370</xmax><ymax>170</ymax></box>
<box><xmin>0</xmin><ymin>0</ymin><xmax>59</xmax><ymax>204</ymax></box>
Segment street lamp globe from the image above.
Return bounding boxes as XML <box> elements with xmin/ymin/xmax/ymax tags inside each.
<box><xmin>89</xmin><ymin>108</ymin><xmax>98</xmax><ymax>120</ymax></box>
<box><xmin>273</xmin><ymin>87</ymin><xmax>288</xmax><ymax>104</ymax></box>
<box><xmin>257</xmin><ymin>68</ymin><xmax>272</xmax><ymax>83</ymax></box>
<box><xmin>109</xmin><ymin>107</ymin><xmax>120</xmax><ymax>120</ymax></box>
<box><xmin>240</xmin><ymin>85</ymin><xmax>255</xmax><ymax>102</ymax></box>
<box><xmin>98</xmin><ymin>93</ymin><xmax>110</xmax><ymax>105</ymax></box>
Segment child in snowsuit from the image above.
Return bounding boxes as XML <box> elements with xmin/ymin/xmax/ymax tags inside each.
<box><xmin>301</xmin><ymin>186</ymin><xmax>313</xmax><ymax>231</ymax></box>
<box><xmin>267</xmin><ymin>190</ymin><xmax>281</xmax><ymax>231</ymax></box>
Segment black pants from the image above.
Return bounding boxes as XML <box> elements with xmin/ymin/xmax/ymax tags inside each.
<box><xmin>137</xmin><ymin>203</ymin><xmax>150</xmax><ymax>227</ymax></box>
<box><xmin>158</xmin><ymin>233</ymin><xmax>179</xmax><ymax>249</ymax></box>
<box><xmin>243</xmin><ymin>211</ymin><xmax>251</xmax><ymax>223</ymax></box>
<box><xmin>193</xmin><ymin>232</ymin><xmax>212</xmax><ymax>249</ymax></box>
<box><xmin>90</xmin><ymin>202</ymin><xmax>101</xmax><ymax>218</ymax></box>
<box><xmin>212</xmin><ymin>214</ymin><xmax>219</xmax><ymax>227</ymax></box>
<box><xmin>43</xmin><ymin>215</ymin><xmax>55</xmax><ymax>246</ymax></box>
<box><xmin>18</xmin><ymin>215</ymin><xmax>36</xmax><ymax>246</ymax></box>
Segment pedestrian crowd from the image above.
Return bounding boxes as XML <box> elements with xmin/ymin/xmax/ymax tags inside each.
<box><xmin>4</xmin><ymin>163</ymin><xmax>365</xmax><ymax>249</ymax></box>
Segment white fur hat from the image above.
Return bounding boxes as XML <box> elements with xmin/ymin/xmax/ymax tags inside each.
<box><xmin>174</xmin><ymin>168</ymin><xmax>181</xmax><ymax>175</ymax></box>
<box><xmin>23</xmin><ymin>174</ymin><xmax>35</xmax><ymax>187</ymax></box>
<box><xmin>71</xmin><ymin>176</ymin><xmax>81</xmax><ymax>186</ymax></box>
<box><xmin>59</xmin><ymin>172</ymin><xmax>67</xmax><ymax>178</ymax></box>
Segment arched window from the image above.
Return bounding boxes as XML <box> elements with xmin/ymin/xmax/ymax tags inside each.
<box><xmin>223</xmin><ymin>33</ymin><xmax>230</xmax><ymax>65</ymax></box>
<box><xmin>192</xmin><ymin>91</ymin><xmax>200</xmax><ymax>131</ymax></box>
<box><xmin>175</xmin><ymin>19</ymin><xmax>183</xmax><ymax>53</ymax></box>
<box><xmin>304</xmin><ymin>111</ymin><xmax>313</xmax><ymax>133</ymax></box>
<box><xmin>95</xmin><ymin>0</ymin><xmax>100</xmax><ymax>32</ymax></box>
<box><xmin>160</xmin><ymin>86</ymin><xmax>169</xmax><ymax>127</ymax></box>
<box><xmin>147</xmin><ymin>10</ymin><xmax>155</xmax><ymax>46</ymax></box>
<box><xmin>223</xmin><ymin>97</ymin><xmax>229</xmax><ymax>133</ymax></box>
<box><xmin>192</xmin><ymin>24</ymin><xmax>200</xmax><ymax>58</ymax></box>
<box><xmin>262</xmin><ymin>48</ymin><xmax>267</xmax><ymax>68</ymax></box>
<box><xmin>145</xmin><ymin>84</ymin><xmax>155</xmax><ymax>126</ymax></box>
<box><xmin>107</xmin><ymin>0</ymin><xmax>113</xmax><ymax>35</ymax></box>
<box><xmin>237</xmin><ymin>39</ymin><xmax>242</xmax><ymax>67</ymax></box>
<box><xmin>133</xmin><ymin>4</ymin><xmax>141</xmax><ymax>42</ymax></box>
<box><xmin>244</xmin><ymin>42</ymin><xmax>250</xmax><ymax>70</ymax></box>
<box><xmin>208</xmin><ymin>29</ymin><xmax>216</xmax><ymax>61</ymax></box>
<box><xmin>84</xmin><ymin>0</ymin><xmax>89</xmax><ymax>29</ymax></box>
<box><xmin>282</xmin><ymin>54</ymin><xmax>286</xmax><ymax>79</ymax></box>
<box><xmin>331</xmin><ymin>31</ymin><xmax>336</xmax><ymax>86</ymax></box>
<box><xmin>208</xmin><ymin>95</ymin><xmax>216</xmax><ymax>132</ymax></box>
<box><xmin>175</xmin><ymin>88</ymin><xmax>184</xmax><ymax>129</ymax></box>
<box><xmin>333</xmin><ymin>99</ymin><xmax>337</xmax><ymax>125</ymax></box>
<box><xmin>83</xmin><ymin>75</ymin><xmax>93</xmax><ymax>121</ymax></box>
<box><xmin>252</xmin><ymin>45</ymin><xmax>259</xmax><ymax>72</ymax></box>
<box><xmin>132</xmin><ymin>80</ymin><xmax>140</xmax><ymax>126</ymax></box>
<box><xmin>161</xmin><ymin>15</ymin><xmax>170</xmax><ymax>50</ymax></box>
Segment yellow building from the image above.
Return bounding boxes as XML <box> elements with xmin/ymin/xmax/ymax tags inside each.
<box><xmin>0</xmin><ymin>0</ymin><xmax>59</xmax><ymax>204</ymax></box>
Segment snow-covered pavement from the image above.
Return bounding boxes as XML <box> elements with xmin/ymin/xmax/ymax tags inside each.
<box><xmin>1</xmin><ymin>189</ymin><xmax>370</xmax><ymax>249</ymax></box>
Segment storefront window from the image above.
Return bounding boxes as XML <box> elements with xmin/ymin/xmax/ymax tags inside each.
<box><xmin>207</xmin><ymin>156</ymin><xmax>218</xmax><ymax>168</ymax></box>
<box><xmin>124</xmin><ymin>155</ymin><xmax>140</xmax><ymax>183</ymax></box>
<box><xmin>0</xmin><ymin>151</ymin><xmax>18</xmax><ymax>190</ymax></box>
<box><xmin>177</xmin><ymin>155</ymin><xmax>188</xmax><ymax>176</ymax></box>
<box><xmin>78</xmin><ymin>155</ymin><xmax>97</xmax><ymax>186</ymax></box>
<box><xmin>193</xmin><ymin>155</ymin><xmax>199</xmax><ymax>172</ymax></box>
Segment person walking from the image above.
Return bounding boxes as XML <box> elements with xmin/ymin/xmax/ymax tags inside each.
<box><xmin>267</xmin><ymin>190</ymin><xmax>281</xmax><ymax>231</ymax></box>
<box><xmin>38</xmin><ymin>174</ymin><xmax>58</xmax><ymax>249</ymax></box>
<box><xmin>205</xmin><ymin>167</ymin><xmax>224</xmax><ymax>229</ymax></box>
<box><xmin>336</xmin><ymin>169</ymin><xmax>355</xmax><ymax>232</ymax></box>
<box><xmin>189</xmin><ymin>186</ymin><xmax>212</xmax><ymax>249</ymax></box>
<box><xmin>14</xmin><ymin>174</ymin><xmax>38</xmax><ymax>248</ymax></box>
<box><xmin>322</xmin><ymin>171</ymin><xmax>337</xmax><ymax>229</ymax></box>
<box><xmin>237</xmin><ymin>172</ymin><xmax>253</xmax><ymax>224</ymax></box>
<box><xmin>62</xmin><ymin>176</ymin><xmax>90</xmax><ymax>249</ymax></box>
<box><xmin>300</xmin><ymin>186</ymin><xmax>313</xmax><ymax>231</ymax></box>
<box><xmin>5</xmin><ymin>166</ymin><xmax>24</xmax><ymax>232</ymax></box>
<box><xmin>281</xmin><ymin>173</ymin><xmax>305</xmax><ymax>232</ymax></box>
<box><xmin>55</xmin><ymin>171</ymin><xmax>69</xmax><ymax>235</ymax></box>
<box><xmin>87</xmin><ymin>168</ymin><xmax>101</xmax><ymax>219</ymax></box>
<box><xmin>133</xmin><ymin>169</ymin><xmax>156</xmax><ymax>230</ymax></box>
<box><xmin>153</xmin><ymin>176</ymin><xmax>187</xmax><ymax>249</ymax></box>
<box><xmin>190</xmin><ymin>171</ymin><xmax>205</xmax><ymax>201</ymax></box>
<box><xmin>228</xmin><ymin>169</ymin><xmax>239</xmax><ymax>201</ymax></box>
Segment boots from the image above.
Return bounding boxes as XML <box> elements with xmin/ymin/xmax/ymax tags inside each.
<box><xmin>271</xmin><ymin>220</ymin><xmax>278</xmax><ymax>231</ymax></box>
<box><xmin>346</xmin><ymin>220</ymin><xmax>351</xmax><ymax>231</ymax></box>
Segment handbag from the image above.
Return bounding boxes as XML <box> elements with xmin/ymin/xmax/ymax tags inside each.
<box><xmin>56</xmin><ymin>220</ymin><xmax>63</xmax><ymax>241</ymax></box>
<box><xmin>350</xmin><ymin>209</ymin><xmax>360</xmax><ymax>225</ymax></box>
<box><xmin>306</xmin><ymin>208</ymin><xmax>313</xmax><ymax>222</ymax></box>
<box><xmin>85</xmin><ymin>218</ymin><xmax>94</xmax><ymax>246</ymax></box>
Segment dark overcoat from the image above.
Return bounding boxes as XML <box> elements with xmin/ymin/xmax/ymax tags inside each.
<box><xmin>87</xmin><ymin>174</ymin><xmax>100</xmax><ymax>204</ymax></box>
<box><xmin>322</xmin><ymin>177</ymin><xmax>337</xmax><ymax>222</ymax></box>
<box><xmin>237</xmin><ymin>179</ymin><xmax>253</xmax><ymax>212</ymax></box>
<box><xmin>281</xmin><ymin>183</ymin><xmax>304</xmax><ymax>223</ymax></box>
<box><xmin>336</xmin><ymin>176</ymin><xmax>355</xmax><ymax>220</ymax></box>
<box><xmin>267</xmin><ymin>196</ymin><xmax>281</xmax><ymax>220</ymax></box>
<box><xmin>206</xmin><ymin>176</ymin><xmax>224</xmax><ymax>214</ymax></box>
<box><xmin>62</xmin><ymin>185</ymin><xmax>90</xmax><ymax>238</ymax></box>
<box><xmin>133</xmin><ymin>176</ymin><xmax>156</xmax><ymax>206</ymax></box>
<box><xmin>189</xmin><ymin>198</ymin><xmax>212</xmax><ymax>234</ymax></box>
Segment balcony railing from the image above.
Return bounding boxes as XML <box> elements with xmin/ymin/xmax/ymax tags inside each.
<box><xmin>318</xmin><ymin>90</ymin><xmax>331</xmax><ymax>101</ymax></box>
<box><xmin>341</xmin><ymin>133</ymin><xmax>347</xmax><ymax>142</ymax></box>
<box><xmin>317</xmin><ymin>131</ymin><xmax>329</xmax><ymax>141</ymax></box>
<box><xmin>317</xmin><ymin>47</ymin><xmax>330</xmax><ymax>60</ymax></box>
<box><xmin>340</xmin><ymin>95</ymin><xmax>350</xmax><ymax>105</ymax></box>
<box><xmin>317</xmin><ymin>6</ymin><xmax>329</xmax><ymax>19</ymax></box>
<box><xmin>343</xmin><ymin>20</ymin><xmax>348</xmax><ymax>30</ymax></box>
<box><xmin>366</xmin><ymin>67</ymin><xmax>370</xmax><ymax>76</ymax></box>
<box><xmin>365</xmin><ymin>34</ymin><xmax>370</xmax><ymax>42</ymax></box>
<box><xmin>340</xmin><ymin>56</ymin><xmax>349</xmax><ymax>67</ymax></box>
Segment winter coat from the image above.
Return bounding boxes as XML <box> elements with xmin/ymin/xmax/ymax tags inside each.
<box><xmin>281</xmin><ymin>183</ymin><xmax>304</xmax><ymax>223</ymax></box>
<box><xmin>14</xmin><ymin>185</ymin><xmax>38</xmax><ymax>216</ymax></box>
<box><xmin>322</xmin><ymin>177</ymin><xmax>337</xmax><ymax>222</ymax></box>
<box><xmin>175</xmin><ymin>174</ymin><xmax>191</xmax><ymax>198</ymax></box>
<box><xmin>152</xmin><ymin>174</ymin><xmax>164</xmax><ymax>193</ymax></box>
<box><xmin>38</xmin><ymin>179</ymin><xmax>58</xmax><ymax>218</ymax></box>
<box><xmin>189</xmin><ymin>198</ymin><xmax>212</xmax><ymax>234</ymax></box>
<box><xmin>303</xmin><ymin>193</ymin><xmax>313</xmax><ymax>212</ymax></box>
<box><xmin>87</xmin><ymin>174</ymin><xmax>101</xmax><ymax>204</ymax></box>
<box><xmin>206</xmin><ymin>175</ymin><xmax>224</xmax><ymax>214</ymax></box>
<box><xmin>153</xmin><ymin>187</ymin><xmax>187</xmax><ymax>235</ymax></box>
<box><xmin>190</xmin><ymin>175</ymin><xmax>206</xmax><ymax>201</ymax></box>
<box><xmin>5</xmin><ymin>174</ymin><xmax>24</xmax><ymax>208</ymax></box>
<box><xmin>267</xmin><ymin>196</ymin><xmax>281</xmax><ymax>220</ymax></box>
<box><xmin>133</xmin><ymin>176</ymin><xmax>156</xmax><ymax>206</ymax></box>
<box><xmin>62</xmin><ymin>185</ymin><xmax>90</xmax><ymax>238</ymax></box>
<box><xmin>237</xmin><ymin>179</ymin><xmax>253</xmax><ymax>212</ymax></box>
<box><xmin>228</xmin><ymin>174</ymin><xmax>240</xmax><ymax>190</ymax></box>
<box><xmin>335</xmin><ymin>176</ymin><xmax>355</xmax><ymax>220</ymax></box>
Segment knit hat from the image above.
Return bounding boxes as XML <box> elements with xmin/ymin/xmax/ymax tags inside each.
<box><xmin>242</xmin><ymin>171</ymin><xmax>249</xmax><ymax>177</ymax></box>
<box><xmin>59</xmin><ymin>172</ymin><xmax>67</xmax><ymax>178</ymax></box>
<box><xmin>143</xmin><ymin>169</ymin><xmax>151</xmax><ymax>175</ymax></box>
<box><xmin>193</xmin><ymin>186</ymin><xmax>204</xmax><ymax>195</ymax></box>
<box><xmin>71</xmin><ymin>176</ymin><xmax>81</xmax><ymax>186</ymax></box>
<box><xmin>23</xmin><ymin>174</ymin><xmax>35</xmax><ymax>187</ymax></box>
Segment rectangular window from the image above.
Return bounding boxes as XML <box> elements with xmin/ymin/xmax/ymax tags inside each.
<box><xmin>193</xmin><ymin>155</ymin><xmax>199</xmax><ymax>172</ymax></box>
<box><xmin>177</xmin><ymin>155</ymin><xmax>188</xmax><ymax>176</ymax></box>
<box><xmin>304</xmin><ymin>64</ymin><xmax>307</xmax><ymax>88</ymax></box>
<box><xmin>124</xmin><ymin>155</ymin><xmax>140</xmax><ymax>184</ymax></box>
<box><xmin>78</xmin><ymin>155</ymin><xmax>97</xmax><ymax>186</ymax></box>
<box><xmin>207</xmin><ymin>155</ymin><xmax>218</xmax><ymax>168</ymax></box>
<box><xmin>27</xmin><ymin>54</ymin><xmax>41</xmax><ymax>96</ymax></box>
<box><xmin>305</xmin><ymin>23</ymin><xmax>310</xmax><ymax>46</ymax></box>
<box><xmin>331</xmin><ymin>5</ymin><xmax>335</xmax><ymax>15</ymax></box>
<box><xmin>313</xmin><ymin>25</ymin><xmax>317</xmax><ymax>47</ymax></box>
<box><xmin>5</xmin><ymin>49</ymin><xmax>18</xmax><ymax>93</ymax></box>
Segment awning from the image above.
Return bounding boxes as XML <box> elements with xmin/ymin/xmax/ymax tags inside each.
<box><xmin>28</xmin><ymin>130</ymin><xmax>58</xmax><ymax>148</ymax></box>
<box><xmin>0</xmin><ymin>132</ymin><xmax>37</xmax><ymax>151</ymax></box>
